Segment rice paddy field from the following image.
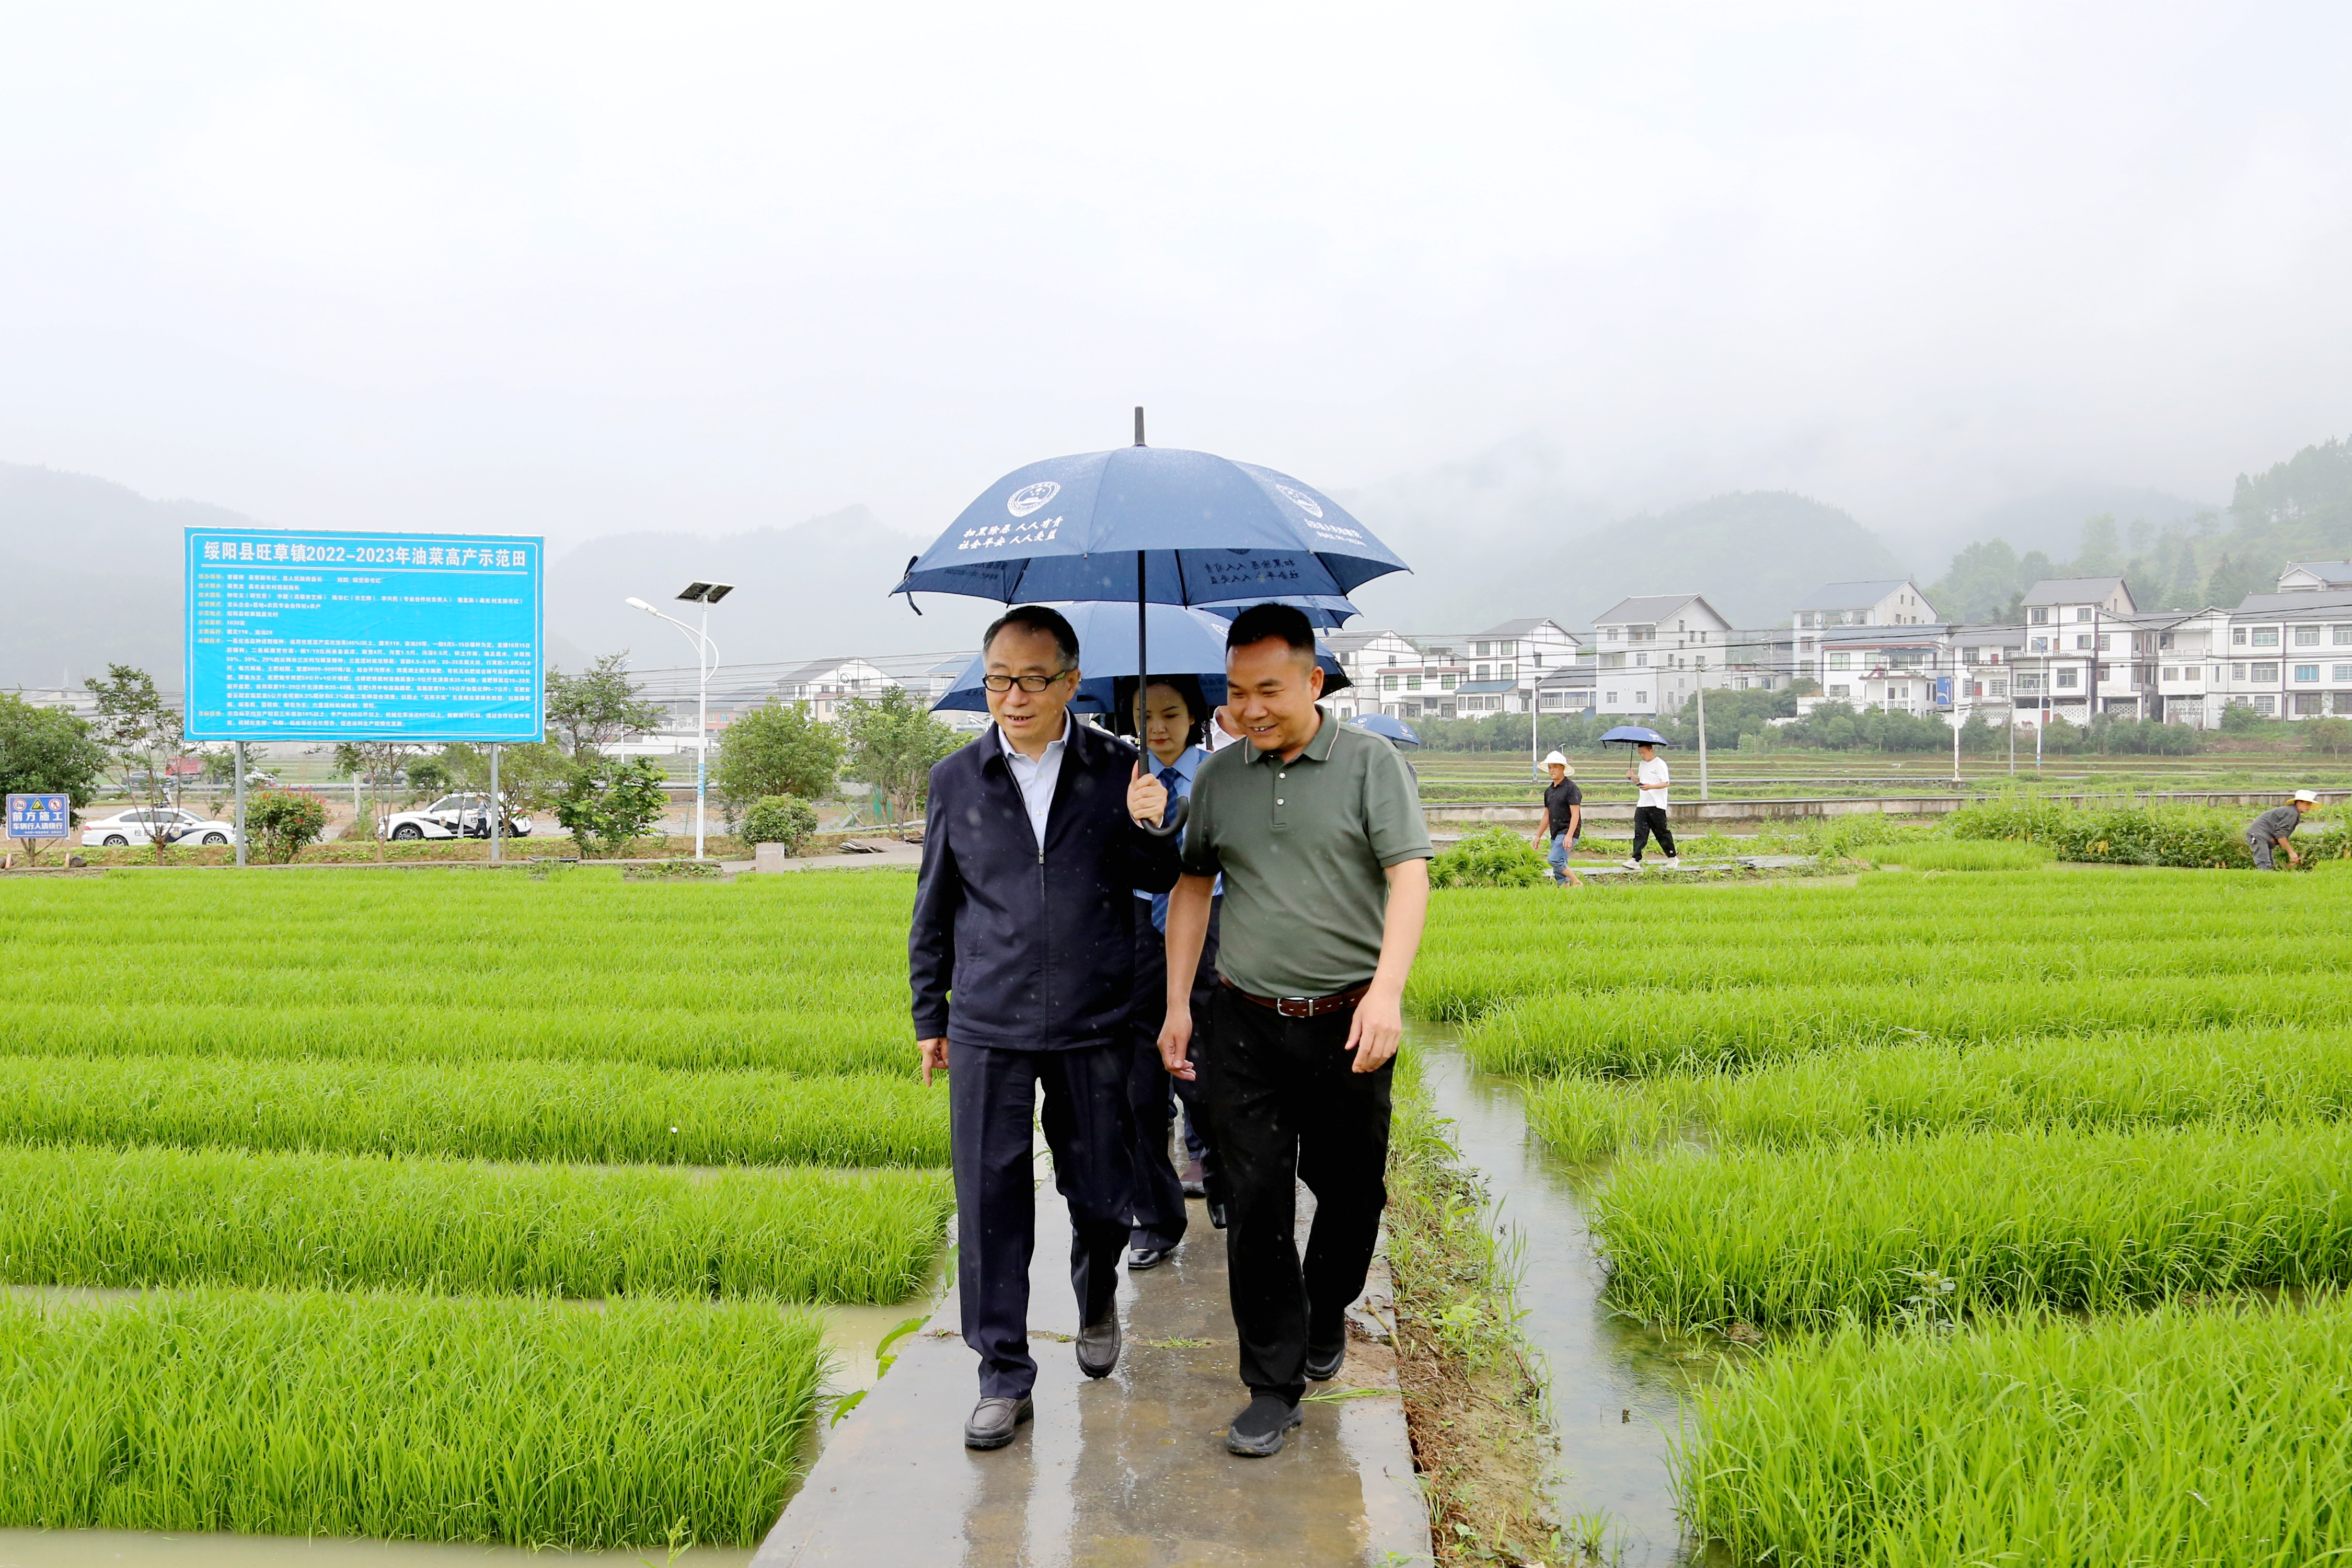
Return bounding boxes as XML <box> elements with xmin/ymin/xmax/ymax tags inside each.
<box><xmin>1414</xmin><ymin>861</ymin><xmax>2352</xmax><ymax>1562</ymax></box>
<box><xmin>0</xmin><ymin>867</ymin><xmax>950</xmax><ymax>1550</ymax></box>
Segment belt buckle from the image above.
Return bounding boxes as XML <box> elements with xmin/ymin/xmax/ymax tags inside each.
<box><xmin>1276</xmin><ymin>996</ymin><xmax>1314</xmax><ymax>1019</ymax></box>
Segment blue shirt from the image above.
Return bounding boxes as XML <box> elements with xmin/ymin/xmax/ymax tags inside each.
<box><xmin>1136</xmin><ymin>744</ymin><xmax>1215</xmax><ymax>928</ymax></box>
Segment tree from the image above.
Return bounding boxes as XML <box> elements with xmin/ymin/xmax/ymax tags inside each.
<box><xmin>2307</xmin><ymin>717</ymin><xmax>2352</xmax><ymax>757</ymax></box>
<box><xmin>546</xmin><ymin>655</ymin><xmax>666</xmax><ymax>757</ymax></box>
<box><xmin>555</xmin><ymin>756</ymin><xmax>671</xmax><ymax>858</ymax></box>
<box><xmin>839</xmin><ymin>686</ymin><xmax>963</xmax><ymax>834</ymax></box>
<box><xmin>2204</xmin><ymin>554</ymin><xmax>2261</xmax><ymax>610</ymax></box>
<box><xmin>0</xmin><ymin>694</ymin><xmax>108</xmax><ymax>809</ymax></box>
<box><xmin>85</xmin><ymin>664</ymin><xmax>197</xmax><ymax>863</ymax></box>
<box><xmin>246</xmin><ymin>790</ymin><xmax>328</xmax><ymax>863</ymax></box>
<box><xmin>714</xmin><ymin>699</ymin><xmax>843</xmax><ymax>825</ymax></box>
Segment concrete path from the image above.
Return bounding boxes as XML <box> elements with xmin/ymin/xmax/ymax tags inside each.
<box><xmin>759</xmin><ymin>1178</ymin><xmax>1430</xmax><ymax>1567</ymax></box>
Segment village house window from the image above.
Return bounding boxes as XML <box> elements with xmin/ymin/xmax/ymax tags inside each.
<box><xmin>2254</xmin><ymin>663</ymin><xmax>2279</xmax><ymax>682</ymax></box>
<box><xmin>2253</xmin><ymin>628</ymin><xmax>2280</xmax><ymax>648</ymax></box>
<box><xmin>1828</xmin><ymin>653</ymin><xmax>1851</xmax><ymax>670</ymax></box>
<box><xmin>2030</xmin><ymin>608</ymin><xmax>2050</xmax><ymax>625</ymax></box>
<box><xmin>2297</xmin><ymin>694</ymin><xmax>2325</xmax><ymax>715</ymax></box>
<box><xmin>2297</xmin><ymin>665</ymin><xmax>2321</xmax><ymax>683</ymax></box>
<box><xmin>2297</xmin><ymin>626</ymin><xmax>2322</xmax><ymax>647</ymax></box>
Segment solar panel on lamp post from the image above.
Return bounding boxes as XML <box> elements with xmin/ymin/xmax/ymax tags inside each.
<box><xmin>625</xmin><ymin>583</ymin><xmax>733</xmax><ymax>860</ymax></box>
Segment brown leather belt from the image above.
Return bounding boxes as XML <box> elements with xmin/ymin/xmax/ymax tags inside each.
<box><xmin>1220</xmin><ymin>976</ymin><xmax>1371</xmax><ymax>1019</ymax></box>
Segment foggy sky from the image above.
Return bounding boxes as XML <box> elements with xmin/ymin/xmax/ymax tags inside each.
<box><xmin>5</xmin><ymin>2</ymin><xmax>2350</xmax><ymax>564</ymax></box>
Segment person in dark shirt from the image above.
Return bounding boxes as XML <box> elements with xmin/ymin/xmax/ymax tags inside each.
<box><xmin>1535</xmin><ymin>751</ymin><xmax>1583</xmax><ymax>887</ymax></box>
<box><xmin>2246</xmin><ymin>791</ymin><xmax>2319</xmax><ymax>869</ymax></box>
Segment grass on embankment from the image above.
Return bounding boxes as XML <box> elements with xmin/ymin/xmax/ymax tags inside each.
<box><xmin>1677</xmin><ymin>1295</ymin><xmax>2352</xmax><ymax>1565</ymax></box>
<box><xmin>1524</xmin><ymin>1027</ymin><xmax>2352</xmax><ymax>1159</ymax></box>
<box><xmin>0</xmin><ymin>1288</ymin><xmax>826</xmax><ymax>1548</ymax></box>
<box><xmin>1862</xmin><ymin>838</ymin><xmax>2054</xmax><ymax>871</ymax></box>
<box><xmin>0</xmin><ymin>1144</ymin><xmax>950</xmax><ymax>1304</ymax></box>
<box><xmin>0</xmin><ymin>1054</ymin><xmax>946</xmax><ymax>1167</ymax></box>
<box><xmin>0</xmin><ymin>869</ymin><xmax>919</xmax><ymax>1075</ymax></box>
<box><xmin>1593</xmin><ymin>1120</ymin><xmax>2352</xmax><ymax>1331</ymax></box>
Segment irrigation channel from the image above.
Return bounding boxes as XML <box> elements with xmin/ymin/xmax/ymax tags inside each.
<box><xmin>1415</xmin><ymin>1026</ymin><xmax>1717</xmax><ymax>1567</ymax></box>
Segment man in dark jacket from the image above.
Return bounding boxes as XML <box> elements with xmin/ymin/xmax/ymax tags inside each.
<box><xmin>910</xmin><ymin>604</ymin><xmax>1177</xmax><ymax>1451</ymax></box>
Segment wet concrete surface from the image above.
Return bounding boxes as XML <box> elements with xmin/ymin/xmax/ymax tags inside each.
<box><xmin>1416</xmin><ymin>1031</ymin><xmax>1718</xmax><ymax>1567</ymax></box>
<box><xmin>760</xmin><ymin>1170</ymin><xmax>1429</xmax><ymax>1567</ymax></box>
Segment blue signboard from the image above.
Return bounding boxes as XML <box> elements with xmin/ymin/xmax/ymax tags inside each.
<box><xmin>6</xmin><ymin>793</ymin><xmax>71</xmax><ymax>839</ymax></box>
<box><xmin>1934</xmin><ymin>675</ymin><xmax>1953</xmax><ymax>707</ymax></box>
<box><xmin>184</xmin><ymin>528</ymin><xmax>544</xmax><ymax>742</ymax></box>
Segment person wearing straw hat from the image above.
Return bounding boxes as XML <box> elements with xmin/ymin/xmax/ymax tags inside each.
<box><xmin>2247</xmin><ymin>790</ymin><xmax>2320</xmax><ymax>870</ymax></box>
<box><xmin>1535</xmin><ymin>751</ymin><xmax>1584</xmax><ymax>887</ymax></box>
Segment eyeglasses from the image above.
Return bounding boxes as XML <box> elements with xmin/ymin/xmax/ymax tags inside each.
<box><xmin>980</xmin><ymin>670</ymin><xmax>1074</xmax><ymax>693</ymax></box>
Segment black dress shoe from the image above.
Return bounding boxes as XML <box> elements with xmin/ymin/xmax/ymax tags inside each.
<box><xmin>1207</xmin><ymin>1200</ymin><xmax>1229</xmax><ymax>1230</ymax></box>
<box><xmin>1226</xmin><ymin>1393</ymin><xmax>1304</xmax><ymax>1457</ymax></box>
<box><xmin>1076</xmin><ymin>1310</ymin><xmax>1121</xmax><ymax>1378</ymax></box>
<box><xmin>1305</xmin><ymin>1336</ymin><xmax>1346</xmax><ymax>1381</ymax></box>
<box><xmin>1126</xmin><ymin>1244</ymin><xmax>1172</xmax><ymax>1271</ymax></box>
<box><xmin>964</xmin><ymin>1395</ymin><xmax>1033</xmax><ymax>1450</ymax></box>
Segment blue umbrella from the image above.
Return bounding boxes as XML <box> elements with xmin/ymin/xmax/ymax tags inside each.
<box><xmin>892</xmin><ymin>411</ymin><xmax>1412</xmax><ymax>833</ymax></box>
<box><xmin>1195</xmin><ymin>594</ymin><xmax>1361</xmax><ymax>630</ymax></box>
<box><xmin>1350</xmin><ymin>713</ymin><xmax>1420</xmax><ymax>747</ymax></box>
<box><xmin>1599</xmin><ymin>724</ymin><xmax>1673</xmax><ymax>746</ymax></box>
<box><xmin>932</xmin><ymin>602</ymin><xmax>1349</xmax><ymax>714</ymax></box>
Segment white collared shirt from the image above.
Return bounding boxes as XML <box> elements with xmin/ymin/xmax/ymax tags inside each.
<box><xmin>998</xmin><ymin>712</ymin><xmax>1070</xmax><ymax>850</ymax></box>
<box><xmin>1135</xmin><ymin>744</ymin><xmax>1209</xmax><ymax>904</ymax></box>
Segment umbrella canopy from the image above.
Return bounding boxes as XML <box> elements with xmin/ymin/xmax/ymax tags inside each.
<box><xmin>1599</xmin><ymin>724</ymin><xmax>1673</xmax><ymax>747</ymax></box>
<box><xmin>891</xmin><ymin>445</ymin><xmax>1410</xmax><ymax>608</ymax></box>
<box><xmin>1195</xmin><ymin>594</ymin><xmax>1360</xmax><ymax>630</ymax></box>
<box><xmin>932</xmin><ymin>602</ymin><xmax>1348</xmax><ymax>714</ymax></box>
<box><xmin>1349</xmin><ymin>713</ymin><xmax>1420</xmax><ymax>747</ymax></box>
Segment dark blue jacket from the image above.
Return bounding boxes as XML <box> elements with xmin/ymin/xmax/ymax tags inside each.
<box><xmin>910</xmin><ymin>719</ymin><xmax>1182</xmax><ymax>1050</ymax></box>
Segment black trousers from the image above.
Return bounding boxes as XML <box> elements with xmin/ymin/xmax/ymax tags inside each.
<box><xmin>1204</xmin><ymin>986</ymin><xmax>1393</xmax><ymax>1404</ymax></box>
<box><xmin>949</xmin><ymin>1040</ymin><xmax>1135</xmax><ymax>1400</ymax></box>
<box><xmin>1126</xmin><ymin>900</ymin><xmax>1223</xmax><ymax>1249</ymax></box>
<box><xmin>1631</xmin><ymin>805</ymin><xmax>1677</xmax><ymax>861</ymax></box>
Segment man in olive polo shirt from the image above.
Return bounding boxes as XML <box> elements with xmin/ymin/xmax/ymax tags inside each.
<box><xmin>1157</xmin><ymin>602</ymin><xmax>1433</xmax><ymax>1459</ymax></box>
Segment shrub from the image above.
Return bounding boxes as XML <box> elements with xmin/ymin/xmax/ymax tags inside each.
<box><xmin>245</xmin><ymin>789</ymin><xmax>328</xmax><ymax>863</ymax></box>
<box><xmin>1949</xmin><ymin>797</ymin><xmax>2256</xmax><ymax>868</ymax></box>
<box><xmin>1430</xmin><ymin>826</ymin><xmax>1551</xmax><ymax>888</ymax></box>
<box><xmin>555</xmin><ymin>757</ymin><xmax>670</xmax><ymax>858</ymax></box>
<box><xmin>741</xmin><ymin>794</ymin><xmax>820</xmax><ymax>856</ymax></box>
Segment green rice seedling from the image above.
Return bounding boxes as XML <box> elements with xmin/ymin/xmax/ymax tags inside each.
<box><xmin>1864</xmin><ymin>839</ymin><xmax>2053</xmax><ymax>871</ymax></box>
<box><xmin>0</xmin><ymin>1287</ymin><xmax>826</xmax><ymax>1547</ymax></box>
<box><xmin>0</xmin><ymin>1144</ymin><xmax>951</xmax><ymax>1304</ymax></box>
<box><xmin>1675</xmin><ymin>1295</ymin><xmax>2352</xmax><ymax>1566</ymax></box>
<box><xmin>1524</xmin><ymin>1027</ymin><xmax>2352</xmax><ymax>1158</ymax></box>
<box><xmin>0</xmin><ymin>1054</ymin><xmax>947</xmax><ymax>1167</ymax></box>
<box><xmin>1465</xmin><ymin>973</ymin><xmax>2352</xmax><ymax>1078</ymax></box>
<box><xmin>1593</xmin><ymin>1120</ymin><xmax>2352</xmax><ymax>1330</ymax></box>
<box><xmin>0</xmin><ymin>871</ymin><xmax>918</xmax><ymax>1074</ymax></box>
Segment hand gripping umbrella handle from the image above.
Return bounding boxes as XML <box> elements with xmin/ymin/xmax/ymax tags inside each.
<box><xmin>1139</xmin><ymin>794</ymin><xmax>1189</xmax><ymax>838</ymax></box>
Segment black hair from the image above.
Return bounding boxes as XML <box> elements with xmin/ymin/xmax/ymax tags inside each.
<box><xmin>983</xmin><ymin>604</ymin><xmax>1079</xmax><ymax>667</ymax></box>
<box><xmin>1223</xmin><ymin>602</ymin><xmax>1316</xmax><ymax>660</ymax></box>
<box><xmin>1116</xmin><ymin>673</ymin><xmax>1209</xmax><ymax>747</ymax></box>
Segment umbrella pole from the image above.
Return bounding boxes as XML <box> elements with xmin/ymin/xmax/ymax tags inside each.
<box><xmin>1134</xmin><ymin>548</ymin><xmax>1185</xmax><ymax>837</ymax></box>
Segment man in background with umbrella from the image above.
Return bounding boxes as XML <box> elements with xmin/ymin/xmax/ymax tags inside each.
<box><xmin>1622</xmin><ymin>739</ymin><xmax>1678</xmax><ymax>870</ymax></box>
<box><xmin>909</xmin><ymin>605</ymin><xmax>1175</xmax><ymax>1452</ymax></box>
<box><xmin>1158</xmin><ymin>603</ymin><xmax>1433</xmax><ymax>1458</ymax></box>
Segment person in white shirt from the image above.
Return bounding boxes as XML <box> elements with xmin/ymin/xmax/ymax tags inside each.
<box><xmin>1620</xmin><ymin>742</ymin><xmax>1678</xmax><ymax>869</ymax></box>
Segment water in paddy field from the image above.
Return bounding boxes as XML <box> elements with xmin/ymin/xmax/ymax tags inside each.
<box><xmin>0</xmin><ymin>1302</ymin><xmax>931</xmax><ymax>1568</ymax></box>
<box><xmin>1412</xmin><ymin>1025</ymin><xmax>1721</xmax><ymax>1568</ymax></box>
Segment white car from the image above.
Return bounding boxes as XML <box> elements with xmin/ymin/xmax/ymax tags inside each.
<box><xmin>81</xmin><ymin>806</ymin><xmax>240</xmax><ymax>848</ymax></box>
<box><xmin>379</xmin><ymin>793</ymin><xmax>535</xmax><ymax>841</ymax></box>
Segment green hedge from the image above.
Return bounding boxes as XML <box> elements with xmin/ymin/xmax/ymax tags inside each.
<box><xmin>1947</xmin><ymin>798</ymin><xmax>2352</xmax><ymax>868</ymax></box>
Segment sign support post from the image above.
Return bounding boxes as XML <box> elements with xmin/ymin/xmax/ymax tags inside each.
<box><xmin>233</xmin><ymin>743</ymin><xmax>248</xmax><ymax>868</ymax></box>
<box><xmin>489</xmin><ymin>744</ymin><xmax>501</xmax><ymax>863</ymax></box>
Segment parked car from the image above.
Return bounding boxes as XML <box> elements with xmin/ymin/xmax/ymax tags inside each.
<box><xmin>379</xmin><ymin>793</ymin><xmax>534</xmax><ymax>841</ymax></box>
<box><xmin>80</xmin><ymin>806</ymin><xmax>240</xmax><ymax>848</ymax></box>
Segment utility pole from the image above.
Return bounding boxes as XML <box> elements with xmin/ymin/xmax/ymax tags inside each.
<box><xmin>1694</xmin><ymin>657</ymin><xmax>1710</xmax><ymax>802</ymax></box>
<box><xmin>1951</xmin><ymin>644</ymin><xmax>1964</xmax><ymax>787</ymax></box>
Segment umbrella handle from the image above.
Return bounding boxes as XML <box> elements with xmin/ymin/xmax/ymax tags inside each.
<box><xmin>1137</xmin><ymin>795</ymin><xmax>1189</xmax><ymax>839</ymax></box>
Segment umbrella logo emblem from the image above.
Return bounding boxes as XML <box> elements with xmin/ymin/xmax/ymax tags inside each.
<box><xmin>1274</xmin><ymin>484</ymin><xmax>1324</xmax><ymax>519</ymax></box>
<box><xmin>1007</xmin><ymin>481</ymin><xmax>1061</xmax><ymax>517</ymax></box>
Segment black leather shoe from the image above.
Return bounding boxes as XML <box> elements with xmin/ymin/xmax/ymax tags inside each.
<box><xmin>964</xmin><ymin>1395</ymin><xmax>1033</xmax><ymax>1450</ymax></box>
<box><xmin>1126</xmin><ymin>1245</ymin><xmax>1172</xmax><ymax>1271</ymax></box>
<box><xmin>1305</xmin><ymin>1336</ymin><xmax>1346</xmax><ymax>1381</ymax></box>
<box><xmin>1226</xmin><ymin>1393</ymin><xmax>1304</xmax><ymax>1457</ymax></box>
<box><xmin>1076</xmin><ymin>1311</ymin><xmax>1121</xmax><ymax>1378</ymax></box>
<box><xmin>1207</xmin><ymin>1200</ymin><xmax>1229</xmax><ymax>1230</ymax></box>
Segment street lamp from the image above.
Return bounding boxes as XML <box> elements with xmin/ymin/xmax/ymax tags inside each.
<box><xmin>625</xmin><ymin>582</ymin><xmax>734</xmax><ymax>860</ymax></box>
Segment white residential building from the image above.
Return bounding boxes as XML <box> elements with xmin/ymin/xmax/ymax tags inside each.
<box><xmin>1793</xmin><ymin>580</ymin><xmax>1937</xmax><ymax>694</ymax></box>
<box><xmin>2203</xmin><ymin>592</ymin><xmax>2352</xmax><ymax>722</ymax></box>
<box><xmin>2010</xmin><ymin>577</ymin><xmax>2148</xmax><ymax>725</ymax></box>
<box><xmin>1589</xmin><ymin>594</ymin><xmax>1737</xmax><ymax>716</ymax></box>
<box><xmin>2276</xmin><ymin>562</ymin><xmax>2352</xmax><ymax>593</ymax></box>
<box><xmin>771</xmin><ymin>657</ymin><xmax>895</xmax><ymax>722</ymax></box>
